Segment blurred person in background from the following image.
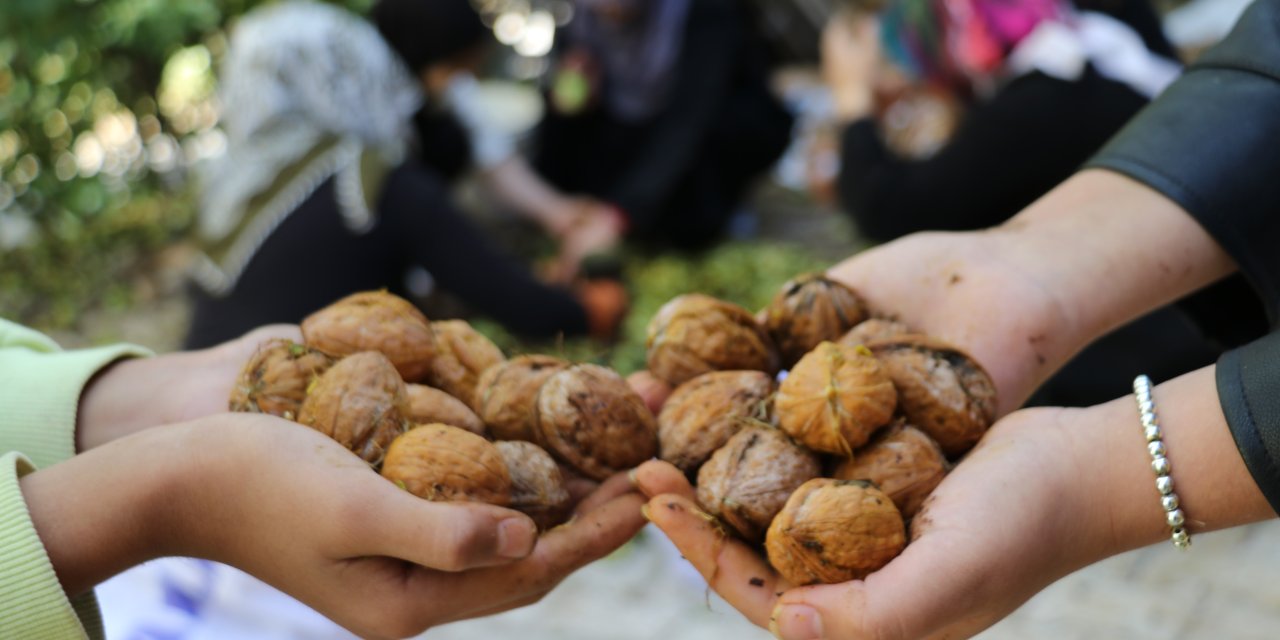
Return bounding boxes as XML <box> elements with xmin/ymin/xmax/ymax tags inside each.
<box><xmin>820</xmin><ymin>0</ymin><xmax>1268</xmax><ymax>406</ymax></box>
<box><xmin>532</xmin><ymin>0</ymin><xmax>795</xmax><ymax>251</ymax></box>
<box><xmin>184</xmin><ymin>0</ymin><xmax>624</xmax><ymax>351</ymax></box>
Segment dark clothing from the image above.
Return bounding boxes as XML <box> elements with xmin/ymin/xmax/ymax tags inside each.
<box><xmin>185</xmin><ymin>158</ymin><xmax>587</xmax><ymax>349</ymax></box>
<box><xmin>839</xmin><ymin>68</ymin><xmax>1149</xmax><ymax>240</ymax></box>
<box><xmin>535</xmin><ymin>0</ymin><xmax>793</xmax><ymax>249</ymax></box>
<box><xmin>1088</xmin><ymin>0</ymin><xmax>1280</xmax><ymax>513</ymax></box>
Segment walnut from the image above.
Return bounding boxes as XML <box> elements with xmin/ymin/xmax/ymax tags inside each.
<box><xmin>495</xmin><ymin>441</ymin><xmax>572</xmax><ymax>530</ymax></box>
<box><xmin>763</xmin><ymin>273</ymin><xmax>869</xmax><ymax>368</ymax></box>
<box><xmin>775</xmin><ymin>341</ymin><xmax>897</xmax><ymax>456</ymax></box>
<box><xmin>838</xmin><ymin>318</ymin><xmax>913</xmax><ymax>347</ymax></box>
<box><xmin>536</xmin><ymin>363</ymin><xmax>658</xmax><ymax>481</ymax></box>
<box><xmin>475</xmin><ymin>355</ymin><xmax>570</xmax><ymax>441</ymax></box>
<box><xmin>866</xmin><ymin>336</ymin><xmax>997</xmax><ymax>457</ymax></box>
<box><xmin>405</xmin><ymin>384</ymin><xmax>487</xmax><ymax>437</ymax></box>
<box><xmin>832</xmin><ymin>422</ymin><xmax>948</xmax><ymax>518</ymax></box>
<box><xmin>297</xmin><ymin>351</ymin><xmax>408</xmax><ymax>465</ymax></box>
<box><xmin>645</xmin><ymin>294</ymin><xmax>778</xmax><ymax>386</ymax></box>
<box><xmin>695</xmin><ymin>427</ymin><xmax>820</xmax><ymax>543</ymax></box>
<box><xmin>228</xmin><ymin>339</ymin><xmax>333</xmax><ymax>420</ymax></box>
<box><xmin>765</xmin><ymin>478</ymin><xmax>906</xmax><ymax>585</ymax></box>
<box><xmin>301</xmin><ymin>290</ymin><xmax>437</xmax><ymax>382</ymax></box>
<box><xmin>381</xmin><ymin>424</ymin><xmax>512</xmax><ymax>505</ymax></box>
<box><xmin>424</xmin><ymin>320</ymin><xmax>505</xmax><ymax>410</ymax></box>
<box><xmin>658</xmin><ymin>370</ymin><xmax>774</xmax><ymax>476</ymax></box>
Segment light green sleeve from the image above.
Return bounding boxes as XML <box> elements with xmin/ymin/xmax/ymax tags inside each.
<box><xmin>0</xmin><ymin>319</ymin><xmax>153</xmax><ymax>639</ymax></box>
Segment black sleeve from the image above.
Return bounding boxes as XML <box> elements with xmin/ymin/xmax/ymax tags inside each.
<box><xmin>1086</xmin><ymin>0</ymin><xmax>1280</xmax><ymax>324</ymax></box>
<box><xmin>1087</xmin><ymin>0</ymin><xmax>1280</xmax><ymax>514</ymax></box>
<box><xmin>837</xmin><ymin>71</ymin><xmax>1146</xmax><ymax>241</ymax></box>
<box><xmin>379</xmin><ymin>160</ymin><xmax>589</xmax><ymax>339</ymax></box>
<box><xmin>606</xmin><ymin>0</ymin><xmax>738</xmax><ymax>231</ymax></box>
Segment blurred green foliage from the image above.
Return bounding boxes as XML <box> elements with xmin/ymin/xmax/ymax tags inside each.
<box><xmin>474</xmin><ymin>240</ymin><xmax>830</xmax><ymax>375</ymax></box>
<box><xmin>0</xmin><ymin>0</ymin><xmax>369</xmax><ymax>327</ymax></box>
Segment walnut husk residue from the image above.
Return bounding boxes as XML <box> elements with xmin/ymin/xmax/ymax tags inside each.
<box><xmin>405</xmin><ymin>384</ymin><xmax>487</xmax><ymax>437</ymax></box>
<box><xmin>866</xmin><ymin>335</ymin><xmax>997</xmax><ymax>457</ymax></box>
<box><xmin>645</xmin><ymin>294</ymin><xmax>778</xmax><ymax>386</ymax></box>
<box><xmin>474</xmin><ymin>355</ymin><xmax>570</xmax><ymax>442</ymax></box>
<box><xmin>495</xmin><ymin>440</ymin><xmax>572</xmax><ymax>530</ymax></box>
<box><xmin>536</xmin><ymin>363</ymin><xmax>658</xmax><ymax>481</ymax></box>
<box><xmin>228</xmin><ymin>339</ymin><xmax>334</xmax><ymax>420</ymax></box>
<box><xmin>775</xmin><ymin>341</ymin><xmax>897</xmax><ymax>456</ymax></box>
<box><xmin>832</xmin><ymin>421</ymin><xmax>949</xmax><ymax>518</ymax></box>
<box><xmin>297</xmin><ymin>351</ymin><xmax>408</xmax><ymax>465</ymax></box>
<box><xmin>300</xmin><ymin>290</ymin><xmax>437</xmax><ymax>382</ymax></box>
<box><xmin>765</xmin><ymin>478</ymin><xmax>906</xmax><ymax>585</ymax></box>
<box><xmin>381</xmin><ymin>424</ymin><xmax>512</xmax><ymax>505</ymax></box>
<box><xmin>696</xmin><ymin>427</ymin><xmax>821</xmax><ymax>543</ymax></box>
<box><xmin>658</xmin><ymin>370</ymin><xmax>774</xmax><ymax>476</ymax></box>
<box><xmin>763</xmin><ymin>273</ymin><xmax>869</xmax><ymax>368</ymax></box>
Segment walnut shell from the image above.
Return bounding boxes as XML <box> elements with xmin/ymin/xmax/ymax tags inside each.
<box><xmin>765</xmin><ymin>478</ymin><xmax>906</xmax><ymax>585</ymax></box>
<box><xmin>381</xmin><ymin>424</ymin><xmax>512</xmax><ymax>505</ymax></box>
<box><xmin>658</xmin><ymin>370</ymin><xmax>774</xmax><ymax>476</ymax></box>
<box><xmin>495</xmin><ymin>441</ymin><xmax>572</xmax><ymax>530</ymax></box>
<box><xmin>763</xmin><ymin>273</ymin><xmax>869</xmax><ymax>368</ymax></box>
<box><xmin>301</xmin><ymin>290</ymin><xmax>437</xmax><ymax>381</ymax></box>
<box><xmin>297</xmin><ymin>351</ymin><xmax>408</xmax><ymax>465</ymax></box>
<box><xmin>775</xmin><ymin>341</ymin><xmax>897</xmax><ymax>456</ymax></box>
<box><xmin>866</xmin><ymin>336</ymin><xmax>997</xmax><ymax>457</ymax></box>
<box><xmin>832</xmin><ymin>422</ymin><xmax>948</xmax><ymax>518</ymax></box>
<box><xmin>424</xmin><ymin>320</ymin><xmax>506</xmax><ymax>410</ymax></box>
<box><xmin>838</xmin><ymin>318</ymin><xmax>913</xmax><ymax>347</ymax></box>
<box><xmin>475</xmin><ymin>355</ymin><xmax>571</xmax><ymax>441</ymax></box>
<box><xmin>536</xmin><ymin>363</ymin><xmax>658</xmax><ymax>481</ymax></box>
<box><xmin>696</xmin><ymin>427</ymin><xmax>821</xmax><ymax>543</ymax></box>
<box><xmin>228</xmin><ymin>339</ymin><xmax>334</xmax><ymax>420</ymax></box>
<box><xmin>405</xmin><ymin>384</ymin><xmax>486</xmax><ymax>437</ymax></box>
<box><xmin>645</xmin><ymin>294</ymin><xmax>778</xmax><ymax>386</ymax></box>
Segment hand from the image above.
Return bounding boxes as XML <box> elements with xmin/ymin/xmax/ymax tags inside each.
<box><xmin>546</xmin><ymin>200</ymin><xmax>624</xmax><ymax>284</ymax></box>
<box><xmin>24</xmin><ymin>413</ymin><xmax>647</xmax><ymax>639</ymax></box>
<box><xmin>821</xmin><ymin>10</ymin><xmax>882</xmax><ymax>121</ymax></box>
<box><xmin>77</xmin><ymin>324</ymin><xmax>303</xmax><ymax>450</ymax></box>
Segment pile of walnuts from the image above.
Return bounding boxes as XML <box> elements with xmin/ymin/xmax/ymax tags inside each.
<box><xmin>228</xmin><ymin>290</ymin><xmax>657</xmax><ymax>531</ymax></box>
<box><xmin>649</xmin><ymin>274</ymin><xmax>996</xmax><ymax>586</ymax></box>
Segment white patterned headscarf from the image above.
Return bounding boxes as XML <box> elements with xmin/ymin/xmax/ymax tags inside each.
<box><xmin>198</xmin><ymin>0</ymin><xmax>424</xmax><ymax>244</ymax></box>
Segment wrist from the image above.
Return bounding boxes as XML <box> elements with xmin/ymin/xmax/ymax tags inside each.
<box><xmin>831</xmin><ymin>84</ymin><xmax>874</xmax><ymax>123</ymax></box>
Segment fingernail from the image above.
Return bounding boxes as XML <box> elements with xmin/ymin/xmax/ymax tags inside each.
<box><xmin>497</xmin><ymin>517</ymin><xmax>537</xmax><ymax>559</ymax></box>
<box><xmin>640</xmin><ymin>503</ymin><xmax>653</xmax><ymax>521</ymax></box>
<box><xmin>770</xmin><ymin>604</ymin><xmax>823</xmax><ymax>640</ymax></box>
<box><xmin>627</xmin><ymin>468</ymin><xmax>640</xmax><ymax>488</ymax></box>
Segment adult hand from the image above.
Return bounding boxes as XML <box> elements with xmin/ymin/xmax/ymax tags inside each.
<box><xmin>77</xmin><ymin>324</ymin><xmax>303</xmax><ymax>450</ymax></box>
<box><xmin>546</xmin><ymin>199</ymin><xmax>624</xmax><ymax>284</ymax></box>
<box><xmin>821</xmin><ymin>10</ymin><xmax>882</xmax><ymax>121</ymax></box>
<box><xmin>24</xmin><ymin>413</ymin><xmax>647</xmax><ymax>639</ymax></box>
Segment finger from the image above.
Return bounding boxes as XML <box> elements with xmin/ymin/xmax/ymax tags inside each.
<box><xmin>644</xmin><ymin>494</ymin><xmax>784</xmax><ymax>628</ymax></box>
<box><xmin>626</xmin><ymin>370</ymin><xmax>672</xmax><ymax>415</ymax></box>
<box><xmin>632</xmin><ymin>459</ymin><xmax>695</xmax><ymax>499</ymax></box>
<box><xmin>237</xmin><ymin>323</ymin><xmax>304</xmax><ymax>349</ymax></box>
<box><xmin>358</xmin><ymin>485</ymin><xmax>539</xmax><ymax>572</ymax></box>
<box><xmin>572</xmin><ymin>470</ymin><xmax>635</xmax><ymax>517</ymax></box>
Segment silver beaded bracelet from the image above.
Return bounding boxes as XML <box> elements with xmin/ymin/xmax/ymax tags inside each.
<box><xmin>1132</xmin><ymin>374</ymin><xmax>1191</xmax><ymax>550</ymax></box>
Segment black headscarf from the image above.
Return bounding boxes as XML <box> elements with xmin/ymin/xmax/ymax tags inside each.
<box><xmin>372</xmin><ymin>0</ymin><xmax>490</xmax><ymax>73</ymax></box>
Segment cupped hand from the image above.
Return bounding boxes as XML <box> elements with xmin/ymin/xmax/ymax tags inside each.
<box><xmin>633</xmin><ymin>406</ymin><xmax>1108</xmax><ymax>639</ymax></box>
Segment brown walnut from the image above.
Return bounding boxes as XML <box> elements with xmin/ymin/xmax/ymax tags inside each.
<box><xmin>838</xmin><ymin>318</ymin><xmax>913</xmax><ymax>348</ymax></box>
<box><xmin>297</xmin><ymin>351</ymin><xmax>408</xmax><ymax>465</ymax></box>
<box><xmin>765</xmin><ymin>478</ymin><xmax>906</xmax><ymax>585</ymax></box>
<box><xmin>424</xmin><ymin>320</ymin><xmax>505</xmax><ymax>410</ymax></box>
<box><xmin>405</xmin><ymin>384</ymin><xmax>487</xmax><ymax>437</ymax></box>
<box><xmin>381</xmin><ymin>424</ymin><xmax>512</xmax><ymax>505</ymax></box>
<box><xmin>763</xmin><ymin>273</ymin><xmax>869</xmax><ymax>368</ymax></box>
<box><xmin>775</xmin><ymin>341</ymin><xmax>897</xmax><ymax>456</ymax></box>
<box><xmin>645</xmin><ymin>294</ymin><xmax>778</xmax><ymax>386</ymax></box>
<box><xmin>658</xmin><ymin>370</ymin><xmax>774</xmax><ymax>476</ymax></box>
<box><xmin>866</xmin><ymin>336</ymin><xmax>997</xmax><ymax>457</ymax></box>
<box><xmin>695</xmin><ymin>427</ymin><xmax>821</xmax><ymax>543</ymax></box>
<box><xmin>301</xmin><ymin>290</ymin><xmax>437</xmax><ymax>381</ymax></box>
<box><xmin>536</xmin><ymin>363</ymin><xmax>658</xmax><ymax>481</ymax></box>
<box><xmin>474</xmin><ymin>355</ymin><xmax>570</xmax><ymax>442</ymax></box>
<box><xmin>228</xmin><ymin>339</ymin><xmax>334</xmax><ymax>420</ymax></box>
<box><xmin>832</xmin><ymin>422</ymin><xmax>948</xmax><ymax>518</ymax></box>
<box><xmin>495</xmin><ymin>440</ymin><xmax>572</xmax><ymax>530</ymax></box>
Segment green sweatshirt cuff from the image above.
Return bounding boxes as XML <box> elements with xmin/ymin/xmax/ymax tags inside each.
<box><xmin>0</xmin><ymin>452</ymin><xmax>103</xmax><ymax>640</ymax></box>
<box><xmin>0</xmin><ymin>343</ymin><xmax>153</xmax><ymax>470</ymax></box>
